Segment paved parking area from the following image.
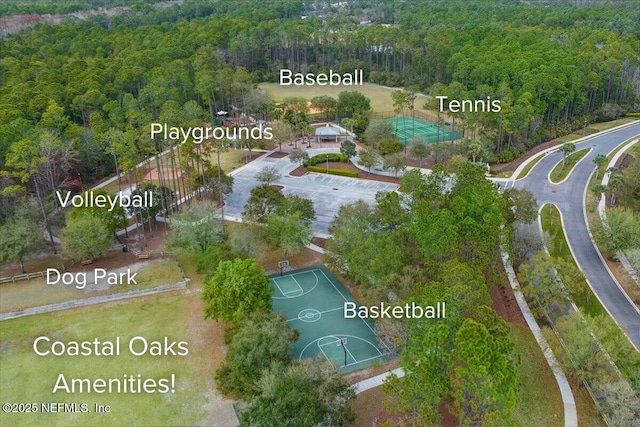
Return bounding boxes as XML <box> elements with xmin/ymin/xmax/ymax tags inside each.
<box><xmin>225</xmin><ymin>148</ymin><xmax>398</xmax><ymax>233</ymax></box>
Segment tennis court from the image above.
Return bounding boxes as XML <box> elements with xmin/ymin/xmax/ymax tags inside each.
<box><xmin>270</xmin><ymin>266</ymin><xmax>391</xmax><ymax>373</ymax></box>
<box><xmin>388</xmin><ymin>116</ymin><xmax>461</xmax><ymax>145</ymax></box>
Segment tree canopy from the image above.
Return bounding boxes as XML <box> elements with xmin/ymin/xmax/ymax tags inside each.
<box><xmin>201</xmin><ymin>258</ymin><xmax>273</xmax><ymax>324</ymax></box>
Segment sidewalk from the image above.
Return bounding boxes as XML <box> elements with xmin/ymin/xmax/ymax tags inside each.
<box><xmin>501</xmin><ymin>251</ymin><xmax>578</xmax><ymax>427</ymax></box>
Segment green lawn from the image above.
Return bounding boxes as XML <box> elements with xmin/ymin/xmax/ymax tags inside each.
<box><xmin>0</xmin><ymin>259</ymin><xmax>184</xmax><ymax>313</ymax></box>
<box><xmin>517</xmin><ymin>153</ymin><xmax>546</xmax><ymax>180</ymax></box>
<box><xmin>259</xmin><ymin>82</ymin><xmax>431</xmax><ymax>114</ymax></box>
<box><xmin>549</xmin><ymin>118</ymin><xmax>636</xmax><ymax>145</ymax></box>
<box><xmin>0</xmin><ymin>293</ymin><xmax>221</xmax><ymax>427</ymax></box>
<box><xmin>510</xmin><ymin>325</ymin><xmax>563</xmax><ymax>427</ymax></box>
<box><xmin>539</xmin><ymin>204</ymin><xmax>603</xmax><ymax>316</ymax></box>
<box><xmin>549</xmin><ymin>148</ymin><xmax>590</xmax><ymax>183</ymax></box>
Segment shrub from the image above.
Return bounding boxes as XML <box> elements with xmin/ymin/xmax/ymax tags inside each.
<box><xmin>305</xmin><ymin>153</ymin><xmax>348</xmax><ymax>166</ymax></box>
<box><xmin>306</xmin><ymin>166</ymin><xmax>358</xmax><ymax>177</ymax></box>
<box><xmin>496</xmin><ymin>147</ymin><xmax>523</xmax><ymax>164</ymax></box>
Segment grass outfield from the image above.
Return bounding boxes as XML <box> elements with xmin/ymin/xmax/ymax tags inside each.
<box><xmin>259</xmin><ymin>82</ymin><xmax>432</xmax><ymax>114</ymax></box>
<box><xmin>0</xmin><ymin>290</ymin><xmax>233</xmax><ymax>427</ymax></box>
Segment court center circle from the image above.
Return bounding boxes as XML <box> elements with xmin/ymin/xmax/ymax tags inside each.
<box><xmin>298</xmin><ymin>308</ymin><xmax>321</xmax><ymax>322</ymax></box>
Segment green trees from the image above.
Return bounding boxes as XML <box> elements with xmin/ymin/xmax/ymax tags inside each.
<box><xmin>68</xmin><ymin>190</ymin><xmax>126</xmax><ymax>238</ymax></box>
<box><xmin>363</xmin><ymin>120</ymin><xmax>394</xmax><ymax>149</ymax></box>
<box><xmin>502</xmin><ymin>188</ymin><xmax>538</xmax><ymax>225</ymax></box>
<box><xmin>409</xmin><ymin>137</ymin><xmax>430</xmax><ymax>167</ymax></box>
<box><xmin>166</xmin><ymin>200</ymin><xmax>226</xmax><ymax>254</ymax></box>
<box><xmin>591</xmin><ymin>207</ymin><xmax>640</xmax><ymax>256</ymax></box>
<box><xmin>339</xmin><ymin>140</ymin><xmax>357</xmax><ymax>161</ymax></box>
<box><xmin>357</xmin><ymin>146</ymin><xmax>380</xmax><ymax>174</ymax></box>
<box><xmin>201</xmin><ymin>258</ymin><xmax>272</xmax><ymax>324</ymax></box>
<box><xmin>215</xmin><ymin>314</ymin><xmax>297</xmax><ymax>399</ymax></box>
<box><xmin>337</xmin><ymin>91</ymin><xmax>371</xmax><ymax>118</ymax></box>
<box><xmin>0</xmin><ymin>217</ymin><xmax>45</xmax><ymax>274</ymax></box>
<box><xmin>265</xmin><ymin>212</ymin><xmax>312</xmax><ymax>261</ymax></box>
<box><xmin>242</xmin><ymin>360</ymin><xmax>355</xmax><ymax>427</ymax></box>
<box><xmin>310</xmin><ymin>95</ymin><xmax>337</xmax><ymax>121</ymax></box>
<box><xmin>385</xmin><ymin>290</ymin><xmax>517</xmax><ymax>426</ymax></box>
<box><xmin>242</xmin><ymin>185</ymin><xmax>285</xmax><ymax>223</ymax></box>
<box><xmin>255</xmin><ymin>166</ymin><xmax>281</xmax><ymax>186</ymax></box>
<box><xmin>60</xmin><ymin>214</ymin><xmax>113</xmax><ymax>262</ymax></box>
<box><xmin>264</xmin><ymin>195</ymin><xmax>315</xmax><ymax>260</ymax></box>
<box><xmin>288</xmin><ymin>148</ymin><xmax>309</xmax><ymax>165</ymax></box>
<box><xmin>384</xmin><ymin>287</ymin><xmax>460</xmax><ymax>425</ymax></box>
<box><xmin>269</xmin><ymin>120</ymin><xmax>294</xmax><ymax>153</ymax></box>
<box><xmin>518</xmin><ymin>252</ymin><xmax>586</xmax><ymax>315</ymax></box>
<box><xmin>382</xmin><ymin>153</ymin><xmax>407</xmax><ymax>177</ymax></box>
<box><xmin>559</xmin><ymin>143</ymin><xmax>576</xmax><ymax>167</ymax></box>
<box><xmin>196</xmin><ymin>165</ymin><xmax>234</xmax><ymax>200</ymax></box>
<box><xmin>452</xmin><ymin>316</ymin><xmax>517</xmax><ymax>426</ymax></box>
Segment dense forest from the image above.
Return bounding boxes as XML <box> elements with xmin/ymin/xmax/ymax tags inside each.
<box><xmin>1</xmin><ymin>0</ymin><xmax>639</xmax><ymax>225</ymax></box>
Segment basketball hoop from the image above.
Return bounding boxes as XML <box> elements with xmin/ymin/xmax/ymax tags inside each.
<box><xmin>278</xmin><ymin>260</ymin><xmax>289</xmax><ymax>276</ymax></box>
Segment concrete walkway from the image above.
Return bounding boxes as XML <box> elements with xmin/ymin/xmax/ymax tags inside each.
<box><xmin>501</xmin><ymin>252</ymin><xmax>578</xmax><ymax>427</ymax></box>
<box><xmin>353</xmin><ymin>367</ymin><xmax>405</xmax><ymax>395</ymax></box>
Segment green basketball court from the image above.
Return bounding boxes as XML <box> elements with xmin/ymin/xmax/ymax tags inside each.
<box><xmin>270</xmin><ymin>266</ymin><xmax>391</xmax><ymax>373</ymax></box>
<box><xmin>388</xmin><ymin>116</ymin><xmax>461</xmax><ymax>145</ymax></box>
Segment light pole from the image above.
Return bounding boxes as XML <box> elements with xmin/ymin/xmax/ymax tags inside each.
<box><xmin>326</xmin><ymin>154</ymin><xmax>329</xmax><ymax>174</ymax></box>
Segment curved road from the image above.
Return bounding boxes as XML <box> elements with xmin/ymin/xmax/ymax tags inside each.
<box><xmin>513</xmin><ymin>122</ymin><xmax>640</xmax><ymax>350</ymax></box>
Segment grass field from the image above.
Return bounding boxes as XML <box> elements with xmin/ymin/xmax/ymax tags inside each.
<box><xmin>549</xmin><ymin>148</ymin><xmax>590</xmax><ymax>183</ymax></box>
<box><xmin>0</xmin><ymin>290</ymin><xmax>232</xmax><ymax>427</ymax></box>
<box><xmin>510</xmin><ymin>325</ymin><xmax>564</xmax><ymax>427</ymax></box>
<box><xmin>539</xmin><ymin>203</ymin><xmax>604</xmax><ymax>316</ymax></box>
<box><xmin>516</xmin><ymin>153</ymin><xmax>546</xmax><ymax>180</ymax></box>
<box><xmin>259</xmin><ymin>82</ymin><xmax>432</xmax><ymax>114</ymax></box>
<box><xmin>0</xmin><ymin>259</ymin><xmax>184</xmax><ymax>313</ymax></box>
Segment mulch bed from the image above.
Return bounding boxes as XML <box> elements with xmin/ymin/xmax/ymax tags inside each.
<box><xmin>239</xmin><ymin>152</ymin><xmax>265</xmax><ymax>163</ymax></box>
<box><xmin>289</xmin><ymin>161</ymin><xmax>401</xmax><ymax>184</ymax></box>
<box><xmin>406</xmin><ymin>156</ymin><xmax>437</xmax><ymax>169</ymax></box>
<box><xmin>268</xmin><ymin>151</ymin><xmax>288</xmax><ymax>159</ymax></box>
<box><xmin>311</xmin><ymin>237</ymin><xmax>327</xmax><ymax>249</ymax></box>
<box><xmin>490</xmin><ymin>263</ymin><xmax>526</xmax><ymax>326</ymax></box>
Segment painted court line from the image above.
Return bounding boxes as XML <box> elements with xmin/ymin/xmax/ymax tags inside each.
<box><xmin>318</xmin><ymin>338</ymin><xmax>358</xmax><ymax>365</ymax></box>
<box><xmin>344</xmin><ymin>345</ymin><xmax>358</xmax><ymax>364</ymax></box>
<box><xmin>285</xmin><ymin>306</ymin><xmax>344</xmax><ymax>323</ymax></box>
<box><xmin>319</xmin><ymin>269</ymin><xmax>393</xmax><ymax>355</ymax></box>
<box><xmin>271</xmin><ymin>278</ymin><xmax>288</xmax><ymax>297</ymax></box>
<box><xmin>318</xmin><ymin>344</ymin><xmax>331</xmax><ymax>363</ymax></box>
<box><xmin>290</xmin><ymin>275</ymin><xmax>304</xmax><ymax>293</ymax></box>
<box><xmin>319</xmin><ymin>269</ymin><xmax>349</xmax><ymax>302</ymax></box>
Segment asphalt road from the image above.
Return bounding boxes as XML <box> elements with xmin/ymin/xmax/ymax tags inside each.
<box><xmin>514</xmin><ymin>122</ymin><xmax>640</xmax><ymax>350</ymax></box>
<box><xmin>225</xmin><ymin>148</ymin><xmax>398</xmax><ymax>234</ymax></box>
<box><xmin>227</xmin><ymin>126</ymin><xmax>640</xmax><ymax>349</ymax></box>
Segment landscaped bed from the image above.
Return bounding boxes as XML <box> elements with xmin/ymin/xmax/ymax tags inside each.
<box><xmin>290</xmin><ymin>161</ymin><xmax>400</xmax><ymax>184</ymax></box>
